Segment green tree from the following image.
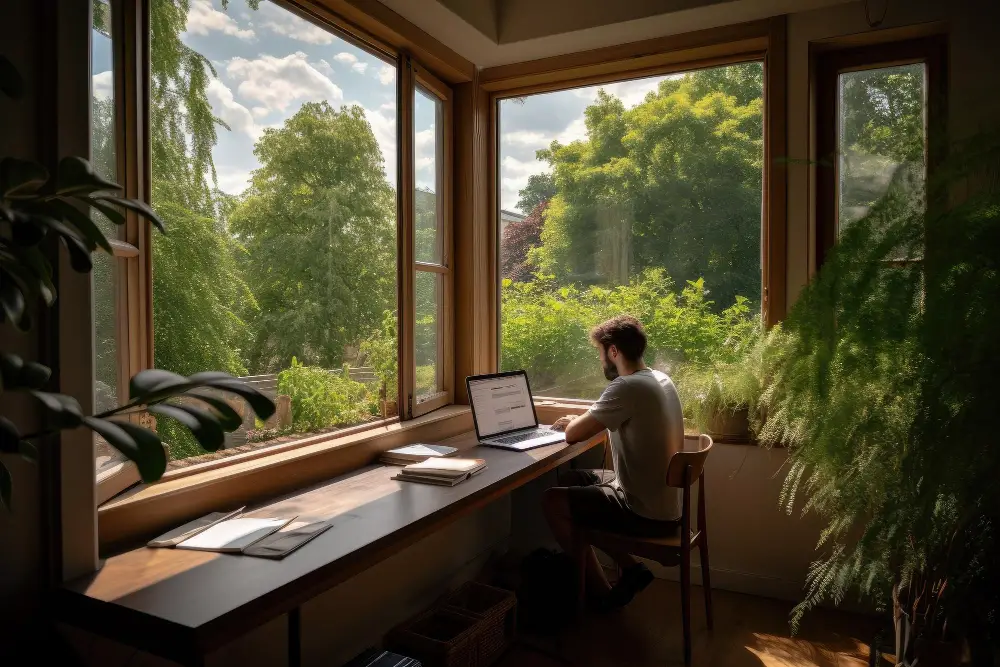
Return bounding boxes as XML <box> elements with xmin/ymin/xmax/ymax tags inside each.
<box><xmin>515</xmin><ymin>172</ymin><xmax>557</xmax><ymax>213</ymax></box>
<box><xmin>230</xmin><ymin>102</ymin><xmax>396</xmax><ymax>373</ymax></box>
<box><xmin>530</xmin><ymin>63</ymin><xmax>764</xmax><ymax>308</ymax></box>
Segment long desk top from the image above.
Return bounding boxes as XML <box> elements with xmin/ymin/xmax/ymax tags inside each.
<box><xmin>55</xmin><ymin>429</ymin><xmax>606</xmax><ymax>663</ymax></box>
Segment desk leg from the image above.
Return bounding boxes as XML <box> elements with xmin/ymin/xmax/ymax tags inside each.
<box><xmin>288</xmin><ymin>606</ymin><xmax>302</xmax><ymax>667</ymax></box>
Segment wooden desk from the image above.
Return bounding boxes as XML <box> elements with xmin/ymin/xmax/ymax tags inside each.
<box><xmin>55</xmin><ymin>429</ymin><xmax>606</xmax><ymax>666</ymax></box>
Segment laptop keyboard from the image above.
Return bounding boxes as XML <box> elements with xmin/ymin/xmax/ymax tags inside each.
<box><xmin>492</xmin><ymin>429</ymin><xmax>554</xmax><ymax>445</ymax></box>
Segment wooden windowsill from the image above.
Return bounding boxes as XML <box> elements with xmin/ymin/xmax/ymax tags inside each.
<box><xmin>98</xmin><ymin>405</ymin><xmax>474</xmax><ymax>552</ymax></box>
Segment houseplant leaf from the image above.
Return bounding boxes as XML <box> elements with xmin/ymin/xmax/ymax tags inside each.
<box><xmin>0</xmin><ymin>157</ymin><xmax>47</xmax><ymax>198</ymax></box>
<box><xmin>91</xmin><ymin>194</ymin><xmax>165</xmax><ymax>232</ymax></box>
<box><xmin>149</xmin><ymin>403</ymin><xmax>225</xmax><ymax>452</ymax></box>
<box><xmin>187</xmin><ymin>392</ymin><xmax>244</xmax><ymax>432</ymax></box>
<box><xmin>55</xmin><ymin>156</ymin><xmax>121</xmax><ymax>195</ymax></box>
<box><xmin>84</xmin><ymin>417</ymin><xmax>166</xmax><ymax>482</ymax></box>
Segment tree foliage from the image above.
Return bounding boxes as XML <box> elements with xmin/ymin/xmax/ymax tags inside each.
<box><xmin>500</xmin><ymin>201</ymin><xmax>546</xmax><ymax>282</ymax></box>
<box><xmin>515</xmin><ymin>172</ymin><xmax>556</xmax><ymax>214</ymax></box>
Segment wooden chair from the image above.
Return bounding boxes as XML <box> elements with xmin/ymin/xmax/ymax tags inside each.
<box><xmin>578</xmin><ymin>434</ymin><xmax>714</xmax><ymax>665</ymax></box>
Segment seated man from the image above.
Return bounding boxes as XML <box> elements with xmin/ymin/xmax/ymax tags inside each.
<box><xmin>544</xmin><ymin>315</ymin><xmax>684</xmax><ymax>610</ymax></box>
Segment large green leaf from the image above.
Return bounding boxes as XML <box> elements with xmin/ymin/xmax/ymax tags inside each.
<box><xmin>0</xmin><ymin>158</ymin><xmax>48</xmax><ymax>199</ymax></box>
<box><xmin>187</xmin><ymin>392</ymin><xmax>244</xmax><ymax>432</ymax></box>
<box><xmin>49</xmin><ymin>199</ymin><xmax>115</xmax><ymax>253</ymax></box>
<box><xmin>0</xmin><ymin>352</ymin><xmax>51</xmax><ymax>390</ymax></box>
<box><xmin>202</xmin><ymin>378</ymin><xmax>277</xmax><ymax>421</ymax></box>
<box><xmin>0</xmin><ymin>280</ymin><xmax>25</xmax><ymax>328</ymax></box>
<box><xmin>30</xmin><ymin>391</ymin><xmax>84</xmax><ymax>428</ymax></box>
<box><xmin>56</xmin><ymin>157</ymin><xmax>121</xmax><ymax>195</ymax></box>
<box><xmin>84</xmin><ymin>417</ymin><xmax>166</xmax><ymax>482</ymax></box>
<box><xmin>149</xmin><ymin>403</ymin><xmax>225</xmax><ymax>451</ymax></box>
<box><xmin>128</xmin><ymin>368</ymin><xmax>189</xmax><ymax>401</ymax></box>
<box><xmin>91</xmin><ymin>194</ymin><xmax>165</xmax><ymax>233</ymax></box>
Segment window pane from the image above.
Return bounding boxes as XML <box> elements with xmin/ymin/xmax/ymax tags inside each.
<box><xmin>414</xmin><ymin>86</ymin><xmax>442</xmax><ymax>264</ymax></box>
<box><xmin>92</xmin><ymin>0</ymin><xmax>121</xmax><ymax>473</ymax></box>
<box><xmin>150</xmin><ymin>0</ymin><xmax>398</xmax><ymax>468</ymax></box>
<box><xmin>837</xmin><ymin>63</ymin><xmax>926</xmax><ymax>231</ymax></box>
<box><xmin>415</xmin><ymin>270</ymin><xmax>442</xmax><ymax>399</ymax></box>
<box><xmin>498</xmin><ymin>63</ymin><xmax>764</xmax><ymax>399</ymax></box>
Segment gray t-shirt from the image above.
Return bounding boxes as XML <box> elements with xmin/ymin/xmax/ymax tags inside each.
<box><xmin>587</xmin><ymin>368</ymin><xmax>684</xmax><ymax>521</ymax></box>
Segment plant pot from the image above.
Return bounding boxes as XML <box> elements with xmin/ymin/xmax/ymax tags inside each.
<box><xmin>380</xmin><ymin>399</ymin><xmax>398</xmax><ymax>418</ymax></box>
<box><xmin>705</xmin><ymin>406</ymin><xmax>750</xmax><ymax>443</ymax></box>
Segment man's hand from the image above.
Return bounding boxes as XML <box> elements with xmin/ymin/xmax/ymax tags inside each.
<box><xmin>550</xmin><ymin>415</ymin><xmax>574</xmax><ymax>432</ymax></box>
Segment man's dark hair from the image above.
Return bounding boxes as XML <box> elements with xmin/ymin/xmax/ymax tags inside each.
<box><xmin>589</xmin><ymin>315</ymin><xmax>647</xmax><ymax>362</ymax></box>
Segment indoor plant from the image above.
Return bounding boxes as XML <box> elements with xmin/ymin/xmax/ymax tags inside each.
<box><xmin>0</xmin><ymin>57</ymin><xmax>275</xmax><ymax>509</ymax></box>
<box><xmin>757</xmin><ymin>132</ymin><xmax>1000</xmax><ymax>664</ymax></box>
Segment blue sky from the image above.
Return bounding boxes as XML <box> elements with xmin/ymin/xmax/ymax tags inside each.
<box><xmin>92</xmin><ymin>0</ymin><xmax>671</xmax><ymax>213</ymax></box>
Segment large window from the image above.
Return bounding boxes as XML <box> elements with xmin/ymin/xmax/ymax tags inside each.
<box><xmin>497</xmin><ymin>62</ymin><xmax>765</xmax><ymax>399</ymax></box>
<box><xmin>93</xmin><ymin>0</ymin><xmax>453</xmax><ymax>476</ymax></box>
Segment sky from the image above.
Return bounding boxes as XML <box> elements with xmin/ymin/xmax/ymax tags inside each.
<box><xmin>91</xmin><ymin>0</ymin><xmax>675</xmax><ymax>214</ymax></box>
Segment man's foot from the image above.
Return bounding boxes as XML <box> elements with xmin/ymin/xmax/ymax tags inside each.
<box><xmin>593</xmin><ymin>563</ymin><xmax>654</xmax><ymax>613</ymax></box>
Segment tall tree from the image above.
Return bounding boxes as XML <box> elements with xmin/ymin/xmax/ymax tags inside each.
<box><xmin>515</xmin><ymin>173</ymin><xmax>557</xmax><ymax>214</ymax></box>
<box><xmin>500</xmin><ymin>201</ymin><xmax>547</xmax><ymax>282</ymax></box>
<box><xmin>531</xmin><ymin>63</ymin><xmax>765</xmax><ymax>308</ymax></box>
<box><xmin>230</xmin><ymin>102</ymin><xmax>396</xmax><ymax>373</ymax></box>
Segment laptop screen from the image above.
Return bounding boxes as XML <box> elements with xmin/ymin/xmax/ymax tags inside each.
<box><xmin>468</xmin><ymin>373</ymin><xmax>537</xmax><ymax>438</ymax></box>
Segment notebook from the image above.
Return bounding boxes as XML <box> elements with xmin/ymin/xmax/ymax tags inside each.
<box><xmin>175</xmin><ymin>516</ymin><xmax>296</xmax><ymax>553</ymax></box>
<box><xmin>147</xmin><ymin>507</ymin><xmax>245</xmax><ymax>548</ymax></box>
<box><xmin>379</xmin><ymin>444</ymin><xmax>458</xmax><ymax>466</ymax></box>
<box><xmin>241</xmin><ymin>520</ymin><xmax>332</xmax><ymax>559</ymax></box>
<box><xmin>393</xmin><ymin>458</ymin><xmax>487</xmax><ymax>487</ymax></box>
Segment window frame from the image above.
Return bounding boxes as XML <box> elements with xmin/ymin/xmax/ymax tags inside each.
<box><xmin>484</xmin><ymin>18</ymin><xmax>789</xmax><ymax>400</ymax></box>
<box><xmin>813</xmin><ymin>35</ymin><xmax>947</xmax><ymax>268</ymax></box>
<box><xmin>98</xmin><ymin>0</ymin><xmax>460</xmax><ymax>491</ymax></box>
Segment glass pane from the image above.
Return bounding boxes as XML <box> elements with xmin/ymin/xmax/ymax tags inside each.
<box><xmin>150</xmin><ymin>0</ymin><xmax>398</xmax><ymax>468</ymax></box>
<box><xmin>415</xmin><ymin>270</ymin><xmax>442</xmax><ymax>399</ymax></box>
<box><xmin>837</xmin><ymin>63</ymin><xmax>926</xmax><ymax>231</ymax></box>
<box><xmin>93</xmin><ymin>251</ymin><xmax>119</xmax><ymax>414</ymax></box>
<box><xmin>414</xmin><ymin>86</ymin><xmax>442</xmax><ymax>264</ymax></box>
<box><xmin>498</xmin><ymin>62</ymin><xmax>764</xmax><ymax>399</ymax></box>
<box><xmin>91</xmin><ymin>0</ymin><xmax>118</xmax><ymax>239</ymax></box>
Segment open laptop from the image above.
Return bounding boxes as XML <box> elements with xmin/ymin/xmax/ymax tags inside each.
<box><xmin>466</xmin><ymin>371</ymin><xmax>566</xmax><ymax>451</ymax></box>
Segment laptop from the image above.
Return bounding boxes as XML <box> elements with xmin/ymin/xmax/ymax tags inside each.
<box><xmin>466</xmin><ymin>371</ymin><xmax>566</xmax><ymax>451</ymax></box>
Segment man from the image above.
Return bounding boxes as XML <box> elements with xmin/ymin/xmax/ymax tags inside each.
<box><xmin>544</xmin><ymin>315</ymin><xmax>684</xmax><ymax>610</ymax></box>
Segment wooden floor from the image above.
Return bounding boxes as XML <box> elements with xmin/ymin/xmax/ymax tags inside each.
<box><xmin>497</xmin><ymin>579</ymin><xmax>886</xmax><ymax>667</ymax></box>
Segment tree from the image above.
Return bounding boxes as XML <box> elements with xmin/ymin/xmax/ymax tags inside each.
<box><xmin>230</xmin><ymin>102</ymin><xmax>396</xmax><ymax>373</ymax></box>
<box><xmin>530</xmin><ymin>63</ymin><xmax>765</xmax><ymax>308</ymax></box>
<box><xmin>500</xmin><ymin>201</ymin><xmax>546</xmax><ymax>282</ymax></box>
<box><xmin>516</xmin><ymin>172</ymin><xmax>556</xmax><ymax>214</ymax></box>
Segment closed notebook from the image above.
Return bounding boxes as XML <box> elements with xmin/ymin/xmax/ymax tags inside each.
<box><xmin>175</xmin><ymin>516</ymin><xmax>295</xmax><ymax>553</ymax></box>
<box><xmin>401</xmin><ymin>457</ymin><xmax>486</xmax><ymax>478</ymax></box>
<box><xmin>379</xmin><ymin>444</ymin><xmax>458</xmax><ymax>465</ymax></box>
<box><xmin>242</xmin><ymin>521</ymin><xmax>332</xmax><ymax>559</ymax></box>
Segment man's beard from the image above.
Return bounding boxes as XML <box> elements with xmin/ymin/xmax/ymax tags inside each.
<box><xmin>603</xmin><ymin>360</ymin><xmax>619</xmax><ymax>381</ymax></box>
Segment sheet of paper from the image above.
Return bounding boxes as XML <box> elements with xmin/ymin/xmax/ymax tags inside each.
<box><xmin>175</xmin><ymin>516</ymin><xmax>293</xmax><ymax>552</ymax></box>
<box><xmin>405</xmin><ymin>457</ymin><xmax>485</xmax><ymax>474</ymax></box>
<box><xmin>147</xmin><ymin>507</ymin><xmax>245</xmax><ymax>548</ymax></box>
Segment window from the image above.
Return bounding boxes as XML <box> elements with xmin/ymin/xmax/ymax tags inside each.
<box><xmin>816</xmin><ymin>37</ymin><xmax>945</xmax><ymax>266</ymax></box>
<box><xmin>94</xmin><ymin>0</ymin><xmax>454</xmax><ymax>477</ymax></box>
<box><xmin>497</xmin><ymin>62</ymin><xmax>765</xmax><ymax>399</ymax></box>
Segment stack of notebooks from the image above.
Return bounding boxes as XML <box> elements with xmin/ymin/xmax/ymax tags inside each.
<box><xmin>147</xmin><ymin>507</ymin><xmax>331</xmax><ymax>558</ymax></box>
<box><xmin>392</xmin><ymin>458</ymin><xmax>487</xmax><ymax>486</ymax></box>
<box><xmin>379</xmin><ymin>444</ymin><xmax>458</xmax><ymax>466</ymax></box>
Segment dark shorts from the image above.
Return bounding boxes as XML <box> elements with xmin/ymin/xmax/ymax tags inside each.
<box><xmin>560</xmin><ymin>469</ymin><xmax>680</xmax><ymax>538</ymax></box>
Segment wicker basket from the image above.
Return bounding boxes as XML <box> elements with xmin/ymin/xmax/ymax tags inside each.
<box><xmin>386</xmin><ymin>607</ymin><xmax>480</xmax><ymax>667</ymax></box>
<box><xmin>443</xmin><ymin>582</ymin><xmax>517</xmax><ymax>666</ymax></box>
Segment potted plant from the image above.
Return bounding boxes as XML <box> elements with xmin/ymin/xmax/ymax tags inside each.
<box><xmin>675</xmin><ymin>319</ymin><xmax>764</xmax><ymax>442</ymax></box>
<box><xmin>0</xmin><ymin>57</ymin><xmax>275</xmax><ymax>508</ymax></box>
<box><xmin>757</xmin><ymin>131</ymin><xmax>1000</xmax><ymax>665</ymax></box>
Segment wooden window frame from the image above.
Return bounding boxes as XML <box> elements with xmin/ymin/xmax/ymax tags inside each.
<box><xmin>814</xmin><ymin>35</ymin><xmax>947</xmax><ymax>268</ymax></box>
<box><xmin>481</xmin><ymin>18</ymin><xmax>789</xmax><ymax>399</ymax></box>
<box><xmin>96</xmin><ymin>0</ymin><xmax>462</xmax><ymax>507</ymax></box>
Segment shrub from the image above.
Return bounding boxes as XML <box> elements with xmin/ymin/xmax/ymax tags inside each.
<box><xmin>277</xmin><ymin>358</ymin><xmax>374</xmax><ymax>432</ymax></box>
<box><xmin>360</xmin><ymin>310</ymin><xmax>398</xmax><ymax>401</ymax></box>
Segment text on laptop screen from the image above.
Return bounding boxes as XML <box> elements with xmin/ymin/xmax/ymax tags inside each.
<box><xmin>469</xmin><ymin>374</ymin><xmax>537</xmax><ymax>438</ymax></box>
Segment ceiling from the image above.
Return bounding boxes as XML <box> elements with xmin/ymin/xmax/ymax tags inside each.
<box><xmin>376</xmin><ymin>0</ymin><xmax>856</xmax><ymax>67</ymax></box>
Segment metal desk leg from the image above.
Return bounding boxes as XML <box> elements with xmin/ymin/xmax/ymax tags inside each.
<box><xmin>289</xmin><ymin>606</ymin><xmax>302</xmax><ymax>667</ymax></box>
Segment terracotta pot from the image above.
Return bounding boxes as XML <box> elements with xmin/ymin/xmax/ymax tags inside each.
<box><xmin>705</xmin><ymin>406</ymin><xmax>750</xmax><ymax>443</ymax></box>
<box><xmin>381</xmin><ymin>399</ymin><xmax>398</xmax><ymax>418</ymax></box>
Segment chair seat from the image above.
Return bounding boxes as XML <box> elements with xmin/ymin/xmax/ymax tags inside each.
<box><xmin>582</xmin><ymin>528</ymin><xmax>701</xmax><ymax>567</ymax></box>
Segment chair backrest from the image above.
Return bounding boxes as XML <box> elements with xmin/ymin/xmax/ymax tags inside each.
<box><xmin>666</xmin><ymin>434</ymin><xmax>713</xmax><ymax>488</ymax></box>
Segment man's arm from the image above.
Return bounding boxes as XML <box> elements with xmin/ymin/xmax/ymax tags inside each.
<box><xmin>551</xmin><ymin>412</ymin><xmax>606</xmax><ymax>444</ymax></box>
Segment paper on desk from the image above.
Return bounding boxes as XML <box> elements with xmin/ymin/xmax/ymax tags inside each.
<box><xmin>175</xmin><ymin>516</ymin><xmax>295</xmax><ymax>553</ymax></box>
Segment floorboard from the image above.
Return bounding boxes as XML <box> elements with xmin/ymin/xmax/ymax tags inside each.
<box><xmin>498</xmin><ymin>579</ymin><xmax>888</xmax><ymax>666</ymax></box>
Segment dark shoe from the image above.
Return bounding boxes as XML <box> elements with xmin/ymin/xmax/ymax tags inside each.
<box><xmin>593</xmin><ymin>564</ymin><xmax>654</xmax><ymax>613</ymax></box>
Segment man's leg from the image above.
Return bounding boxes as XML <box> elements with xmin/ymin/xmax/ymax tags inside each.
<box><xmin>542</xmin><ymin>487</ymin><xmax>611</xmax><ymax>595</ymax></box>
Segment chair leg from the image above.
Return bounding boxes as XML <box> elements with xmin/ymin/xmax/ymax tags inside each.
<box><xmin>699</xmin><ymin>535</ymin><xmax>714</xmax><ymax>631</ymax></box>
<box><xmin>681</xmin><ymin>548</ymin><xmax>692</xmax><ymax>665</ymax></box>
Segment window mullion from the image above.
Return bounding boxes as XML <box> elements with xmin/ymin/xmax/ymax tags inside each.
<box><xmin>399</xmin><ymin>53</ymin><xmax>417</xmax><ymax>420</ymax></box>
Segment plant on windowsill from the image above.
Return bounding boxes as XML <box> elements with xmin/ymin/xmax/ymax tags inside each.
<box><xmin>675</xmin><ymin>317</ymin><xmax>766</xmax><ymax>443</ymax></box>
<box><xmin>0</xmin><ymin>58</ymin><xmax>276</xmax><ymax>510</ymax></box>
<box><xmin>757</xmin><ymin>133</ymin><xmax>1000</xmax><ymax>665</ymax></box>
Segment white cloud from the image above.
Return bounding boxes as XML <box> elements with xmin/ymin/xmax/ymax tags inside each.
<box><xmin>206</xmin><ymin>78</ymin><xmax>258</xmax><ymax>139</ymax></box>
<box><xmin>334</xmin><ymin>52</ymin><xmax>357</xmax><ymax>65</ymax></box>
<box><xmin>352</xmin><ymin>62</ymin><xmax>368</xmax><ymax>74</ymax></box>
<box><xmin>216</xmin><ymin>166</ymin><xmax>253</xmax><ymax>195</ymax></box>
<box><xmin>92</xmin><ymin>70</ymin><xmax>113</xmax><ymax>101</ymax></box>
<box><xmin>258</xmin><ymin>2</ymin><xmax>333</xmax><ymax>44</ymax></box>
<box><xmin>316</xmin><ymin>59</ymin><xmax>333</xmax><ymax>76</ymax></box>
<box><xmin>251</xmin><ymin>106</ymin><xmax>270</xmax><ymax>119</ymax></box>
<box><xmin>226</xmin><ymin>52</ymin><xmax>343</xmax><ymax>112</ymax></box>
<box><xmin>185</xmin><ymin>0</ymin><xmax>255</xmax><ymax>40</ymax></box>
<box><xmin>556</xmin><ymin>117</ymin><xmax>588</xmax><ymax>144</ymax></box>
<box><xmin>356</xmin><ymin>102</ymin><xmax>397</xmax><ymax>188</ymax></box>
<box><xmin>377</xmin><ymin>64</ymin><xmax>395</xmax><ymax>86</ymax></box>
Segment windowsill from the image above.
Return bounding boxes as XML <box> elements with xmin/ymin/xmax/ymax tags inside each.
<box><xmin>98</xmin><ymin>404</ymin><xmax>474</xmax><ymax>552</ymax></box>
